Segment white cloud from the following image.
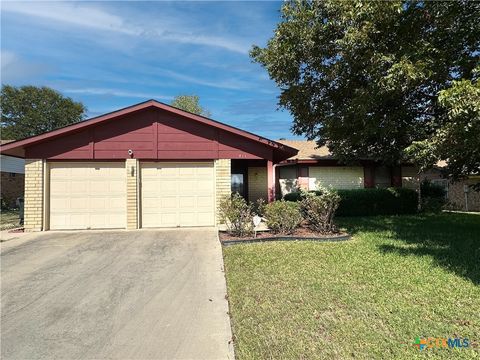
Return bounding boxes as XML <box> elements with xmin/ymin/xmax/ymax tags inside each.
<box><xmin>1</xmin><ymin>50</ymin><xmax>50</xmax><ymax>82</ymax></box>
<box><xmin>159</xmin><ymin>69</ymin><xmax>251</xmax><ymax>90</ymax></box>
<box><xmin>2</xmin><ymin>1</ymin><xmax>249</xmax><ymax>53</ymax></box>
<box><xmin>2</xmin><ymin>1</ymin><xmax>137</xmax><ymax>35</ymax></box>
<box><xmin>63</xmin><ymin>87</ymin><xmax>173</xmax><ymax>100</ymax></box>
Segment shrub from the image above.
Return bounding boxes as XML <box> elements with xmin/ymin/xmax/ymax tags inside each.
<box><xmin>283</xmin><ymin>190</ymin><xmax>323</xmax><ymax>202</ymax></box>
<box><xmin>252</xmin><ymin>198</ymin><xmax>266</xmax><ymax>217</ymax></box>
<box><xmin>264</xmin><ymin>200</ymin><xmax>303</xmax><ymax>234</ymax></box>
<box><xmin>335</xmin><ymin>188</ymin><xmax>418</xmax><ymax>216</ymax></box>
<box><xmin>420</xmin><ymin>180</ymin><xmax>446</xmax><ymax>213</ymax></box>
<box><xmin>283</xmin><ymin>192</ymin><xmax>303</xmax><ymax>202</ymax></box>
<box><xmin>300</xmin><ymin>190</ymin><xmax>340</xmax><ymax>233</ymax></box>
<box><xmin>219</xmin><ymin>193</ymin><xmax>254</xmax><ymax>237</ymax></box>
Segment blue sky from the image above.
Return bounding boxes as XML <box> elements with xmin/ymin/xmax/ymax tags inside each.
<box><xmin>1</xmin><ymin>1</ymin><xmax>301</xmax><ymax>140</ymax></box>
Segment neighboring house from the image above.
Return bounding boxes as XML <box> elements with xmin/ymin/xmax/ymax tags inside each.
<box><xmin>0</xmin><ymin>100</ymin><xmax>297</xmax><ymax>231</ymax></box>
<box><xmin>421</xmin><ymin>166</ymin><xmax>480</xmax><ymax>212</ymax></box>
<box><xmin>275</xmin><ymin>140</ymin><xmax>414</xmax><ymax>196</ymax></box>
<box><xmin>1</xmin><ymin>140</ymin><xmax>25</xmax><ymax>208</ymax></box>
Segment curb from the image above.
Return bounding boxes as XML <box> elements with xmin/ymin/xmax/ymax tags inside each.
<box><xmin>221</xmin><ymin>234</ymin><xmax>351</xmax><ymax>246</ymax></box>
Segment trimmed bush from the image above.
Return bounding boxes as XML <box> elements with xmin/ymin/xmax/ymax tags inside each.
<box><xmin>300</xmin><ymin>190</ymin><xmax>340</xmax><ymax>233</ymax></box>
<box><xmin>420</xmin><ymin>180</ymin><xmax>446</xmax><ymax>213</ymax></box>
<box><xmin>284</xmin><ymin>188</ymin><xmax>418</xmax><ymax>216</ymax></box>
<box><xmin>335</xmin><ymin>188</ymin><xmax>418</xmax><ymax>216</ymax></box>
<box><xmin>219</xmin><ymin>193</ymin><xmax>254</xmax><ymax>237</ymax></box>
<box><xmin>283</xmin><ymin>192</ymin><xmax>304</xmax><ymax>202</ymax></box>
<box><xmin>264</xmin><ymin>200</ymin><xmax>303</xmax><ymax>234</ymax></box>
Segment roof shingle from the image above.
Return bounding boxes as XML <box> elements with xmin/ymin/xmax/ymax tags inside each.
<box><xmin>276</xmin><ymin>140</ymin><xmax>332</xmax><ymax>160</ymax></box>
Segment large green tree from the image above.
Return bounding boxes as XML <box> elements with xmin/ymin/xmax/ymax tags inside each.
<box><xmin>406</xmin><ymin>75</ymin><xmax>480</xmax><ymax>180</ymax></box>
<box><xmin>1</xmin><ymin>85</ymin><xmax>86</xmax><ymax>140</ymax></box>
<box><xmin>251</xmin><ymin>1</ymin><xmax>479</xmax><ymax>177</ymax></box>
<box><xmin>171</xmin><ymin>94</ymin><xmax>211</xmax><ymax>117</ymax></box>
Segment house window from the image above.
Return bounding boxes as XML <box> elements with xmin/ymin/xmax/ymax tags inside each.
<box><xmin>231</xmin><ymin>174</ymin><xmax>245</xmax><ymax>197</ymax></box>
<box><xmin>9</xmin><ymin>173</ymin><xmax>16</xmax><ymax>178</ymax></box>
<box><xmin>432</xmin><ymin>179</ymin><xmax>449</xmax><ymax>199</ymax></box>
<box><xmin>298</xmin><ymin>166</ymin><xmax>309</xmax><ymax>178</ymax></box>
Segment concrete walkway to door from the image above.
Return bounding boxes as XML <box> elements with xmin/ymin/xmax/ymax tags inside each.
<box><xmin>1</xmin><ymin>228</ymin><xmax>234</xmax><ymax>360</ymax></box>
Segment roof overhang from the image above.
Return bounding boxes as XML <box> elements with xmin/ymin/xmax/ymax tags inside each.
<box><xmin>0</xmin><ymin>100</ymin><xmax>298</xmax><ymax>162</ymax></box>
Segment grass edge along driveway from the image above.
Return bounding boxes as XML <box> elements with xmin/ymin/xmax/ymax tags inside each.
<box><xmin>223</xmin><ymin>213</ymin><xmax>480</xmax><ymax>359</ymax></box>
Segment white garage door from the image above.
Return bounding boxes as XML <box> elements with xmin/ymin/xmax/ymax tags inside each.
<box><xmin>141</xmin><ymin>162</ymin><xmax>215</xmax><ymax>228</ymax></box>
<box><xmin>49</xmin><ymin>162</ymin><xmax>126</xmax><ymax>230</ymax></box>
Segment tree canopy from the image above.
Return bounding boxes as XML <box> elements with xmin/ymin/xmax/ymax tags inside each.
<box><xmin>251</xmin><ymin>0</ymin><xmax>480</xmax><ymax>178</ymax></box>
<box><xmin>170</xmin><ymin>95</ymin><xmax>211</xmax><ymax>117</ymax></box>
<box><xmin>1</xmin><ymin>85</ymin><xmax>86</xmax><ymax>140</ymax></box>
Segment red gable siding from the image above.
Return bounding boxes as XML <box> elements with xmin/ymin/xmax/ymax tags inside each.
<box><xmin>25</xmin><ymin>108</ymin><xmax>273</xmax><ymax>161</ymax></box>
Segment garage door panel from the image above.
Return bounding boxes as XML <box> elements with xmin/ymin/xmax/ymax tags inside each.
<box><xmin>161</xmin><ymin>167</ymin><xmax>177</xmax><ymax>176</ymax></box>
<box><xmin>179</xmin><ymin>180</ymin><xmax>196</xmax><ymax>191</ymax></box>
<box><xmin>141</xmin><ymin>181</ymin><xmax>158</xmax><ymax>192</ymax></box>
<box><xmin>160</xmin><ymin>213</ymin><xmax>177</xmax><ymax>227</ymax></box>
<box><xmin>109</xmin><ymin>197</ymin><xmax>125</xmax><ymax>208</ymax></box>
<box><xmin>197</xmin><ymin>180</ymin><xmax>213</xmax><ymax>191</ymax></box>
<box><xmin>49</xmin><ymin>162</ymin><xmax>126</xmax><ymax>230</ymax></box>
<box><xmin>161</xmin><ymin>180</ymin><xmax>177</xmax><ymax>192</ymax></box>
<box><xmin>178</xmin><ymin>197</ymin><xmax>195</xmax><ymax>208</ymax></box>
<box><xmin>197</xmin><ymin>196</ymin><xmax>211</xmax><ymax>206</ymax></box>
<box><xmin>69</xmin><ymin>214</ymin><xmax>89</xmax><ymax>228</ymax></box>
<box><xmin>50</xmin><ymin>181</ymin><xmax>68</xmax><ymax>194</ymax></box>
<box><xmin>71</xmin><ymin>198</ymin><xmax>89</xmax><ymax>210</ymax></box>
<box><xmin>141</xmin><ymin>162</ymin><xmax>214</xmax><ymax>228</ymax></box>
<box><xmin>198</xmin><ymin>213</ymin><xmax>214</xmax><ymax>225</ymax></box>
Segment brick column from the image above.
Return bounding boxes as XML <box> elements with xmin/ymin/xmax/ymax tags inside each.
<box><xmin>267</xmin><ymin>160</ymin><xmax>275</xmax><ymax>202</ymax></box>
<box><xmin>24</xmin><ymin>159</ymin><xmax>43</xmax><ymax>232</ymax></box>
<box><xmin>215</xmin><ymin>159</ymin><xmax>231</xmax><ymax>224</ymax></box>
<box><xmin>126</xmin><ymin>159</ymin><xmax>139</xmax><ymax>230</ymax></box>
<box><xmin>391</xmin><ymin>166</ymin><xmax>402</xmax><ymax>187</ymax></box>
<box><xmin>363</xmin><ymin>165</ymin><xmax>375</xmax><ymax>188</ymax></box>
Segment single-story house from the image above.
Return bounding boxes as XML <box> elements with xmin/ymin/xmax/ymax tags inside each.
<box><xmin>275</xmin><ymin>140</ymin><xmax>417</xmax><ymax>196</ymax></box>
<box><xmin>1</xmin><ymin>140</ymin><xmax>25</xmax><ymax>208</ymax></box>
<box><xmin>0</xmin><ymin>100</ymin><xmax>298</xmax><ymax>231</ymax></box>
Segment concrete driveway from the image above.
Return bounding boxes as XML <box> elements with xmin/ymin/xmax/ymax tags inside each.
<box><xmin>1</xmin><ymin>229</ymin><xmax>234</xmax><ymax>360</ymax></box>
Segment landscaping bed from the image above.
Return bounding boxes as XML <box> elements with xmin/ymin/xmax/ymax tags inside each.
<box><xmin>219</xmin><ymin>226</ymin><xmax>350</xmax><ymax>245</ymax></box>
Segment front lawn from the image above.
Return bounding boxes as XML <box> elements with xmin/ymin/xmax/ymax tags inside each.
<box><xmin>223</xmin><ymin>213</ymin><xmax>480</xmax><ymax>359</ymax></box>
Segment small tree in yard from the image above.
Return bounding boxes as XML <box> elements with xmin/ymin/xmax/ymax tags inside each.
<box><xmin>301</xmin><ymin>189</ymin><xmax>340</xmax><ymax>234</ymax></box>
<box><xmin>264</xmin><ymin>200</ymin><xmax>303</xmax><ymax>234</ymax></box>
<box><xmin>219</xmin><ymin>193</ymin><xmax>254</xmax><ymax>237</ymax></box>
<box><xmin>170</xmin><ymin>95</ymin><xmax>211</xmax><ymax>117</ymax></box>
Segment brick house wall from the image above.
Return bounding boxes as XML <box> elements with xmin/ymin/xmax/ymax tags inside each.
<box><xmin>126</xmin><ymin>159</ymin><xmax>138</xmax><ymax>230</ymax></box>
<box><xmin>418</xmin><ymin>168</ymin><xmax>480</xmax><ymax>212</ymax></box>
<box><xmin>444</xmin><ymin>179</ymin><xmax>480</xmax><ymax>212</ymax></box>
<box><xmin>309</xmin><ymin>166</ymin><xmax>364</xmax><ymax>190</ymax></box>
<box><xmin>1</xmin><ymin>172</ymin><xmax>25</xmax><ymax>208</ymax></box>
<box><xmin>215</xmin><ymin>159</ymin><xmax>231</xmax><ymax>224</ymax></box>
<box><xmin>24</xmin><ymin>159</ymin><xmax>43</xmax><ymax>231</ymax></box>
<box><xmin>248</xmin><ymin>166</ymin><xmax>267</xmax><ymax>202</ymax></box>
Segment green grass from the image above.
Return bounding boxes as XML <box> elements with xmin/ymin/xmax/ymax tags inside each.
<box><xmin>0</xmin><ymin>208</ymin><xmax>21</xmax><ymax>231</ymax></box>
<box><xmin>223</xmin><ymin>213</ymin><xmax>480</xmax><ymax>359</ymax></box>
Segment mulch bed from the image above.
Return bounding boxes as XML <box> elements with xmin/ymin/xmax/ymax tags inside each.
<box><xmin>220</xmin><ymin>226</ymin><xmax>351</xmax><ymax>246</ymax></box>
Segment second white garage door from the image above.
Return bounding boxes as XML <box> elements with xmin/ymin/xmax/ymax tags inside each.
<box><xmin>141</xmin><ymin>162</ymin><xmax>215</xmax><ymax>228</ymax></box>
<box><xmin>49</xmin><ymin>162</ymin><xmax>126</xmax><ymax>230</ymax></box>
